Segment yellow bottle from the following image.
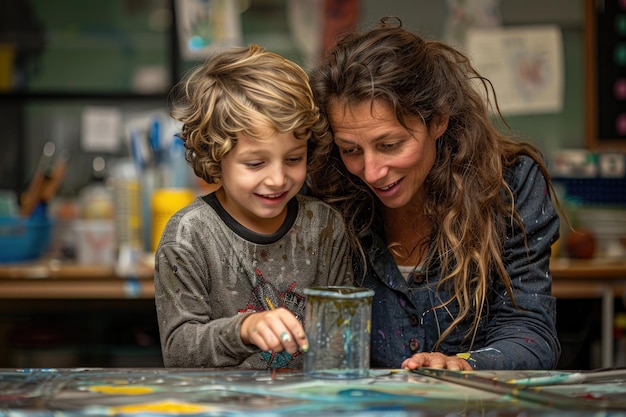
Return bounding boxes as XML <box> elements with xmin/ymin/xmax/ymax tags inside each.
<box><xmin>151</xmin><ymin>188</ymin><xmax>195</xmax><ymax>253</ymax></box>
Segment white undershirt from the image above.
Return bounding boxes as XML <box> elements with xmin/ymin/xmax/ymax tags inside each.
<box><xmin>398</xmin><ymin>265</ymin><xmax>413</xmax><ymax>280</ymax></box>
<box><xmin>398</xmin><ymin>264</ymin><xmax>425</xmax><ymax>281</ymax></box>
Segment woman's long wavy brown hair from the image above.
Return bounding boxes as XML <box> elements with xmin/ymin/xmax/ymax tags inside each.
<box><xmin>307</xmin><ymin>17</ymin><xmax>561</xmax><ymax>349</ymax></box>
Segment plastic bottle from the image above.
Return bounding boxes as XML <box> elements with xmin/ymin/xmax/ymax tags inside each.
<box><xmin>151</xmin><ymin>188</ymin><xmax>194</xmax><ymax>252</ymax></box>
<box><xmin>169</xmin><ymin>135</ymin><xmax>193</xmax><ymax>189</ymax></box>
<box><xmin>148</xmin><ymin>135</ymin><xmax>196</xmax><ymax>253</ymax></box>
<box><xmin>74</xmin><ymin>156</ymin><xmax>116</xmax><ymax>265</ymax></box>
<box><xmin>110</xmin><ymin>158</ymin><xmax>142</xmax><ymax>277</ymax></box>
<box><xmin>80</xmin><ymin>157</ymin><xmax>114</xmax><ymax>220</ymax></box>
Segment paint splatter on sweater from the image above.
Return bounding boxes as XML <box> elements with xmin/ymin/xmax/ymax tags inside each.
<box><xmin>155</xmin><ymin>193</ymin><xmax>352</xmax><ymax>368</ymax></box>
<box><xmin>360</xmin><ymin>156</ymin><xmax>561</xmax><ymax>370</ymax></box>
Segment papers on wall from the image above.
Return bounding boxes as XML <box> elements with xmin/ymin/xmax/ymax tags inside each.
<box><xmin>466</xmin><ymin>25</ymin><xmax>563</xmax><ymax>115</ymax></box>
<box><xmin>287</xmin><ymin>0</ymin><xmax>323</xmax><ymax>69</ymax></box>
<box><xmin>175</xmin><ymin>0</ymin><xmax>242</xmax><ymax>60</ymax></box>
<box><xmin>444</xmin><ymin>0</ymin><xmax>502</xmax><ymax>47</ymax></box>
<box><xmin>81</xmin><ymin>106</ymin><xmax>122</xmax><ymax>153</ymax></box>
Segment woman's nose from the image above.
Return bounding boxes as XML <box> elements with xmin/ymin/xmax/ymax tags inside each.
<box><xmin>362</xmin><ymin>152</ymin><xmax>387</xmax><ymax>184</ymax></box>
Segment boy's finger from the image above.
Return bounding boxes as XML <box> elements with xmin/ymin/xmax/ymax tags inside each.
<box><xmin>297</xmin><ymin>333</ymin><xmax>309</xmax><ymax>352</ymax></box>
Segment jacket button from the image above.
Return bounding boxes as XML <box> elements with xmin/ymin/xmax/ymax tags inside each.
<box><xmin>409</xmin><ymin>338</ymin><xmax>420</xmax><ymax>353</ymax></box>
<box><xmin>412</xmin><ymin>273</ymin><xmax>424</xmax><ymax>284</ymax></box>
<box><xmin>409</xmin><ymin>315</ymin><xmax>419</xmax><ymax>326</ymax></box>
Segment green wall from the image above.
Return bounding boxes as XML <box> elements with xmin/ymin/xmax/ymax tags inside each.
<box><xmin>361</xmin><ymin>0</ymin><xmax>587</xmax><ymax>154</ymax></box>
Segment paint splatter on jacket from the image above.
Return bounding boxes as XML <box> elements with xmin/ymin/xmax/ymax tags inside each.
<box><xmin>155</xmin><ymin>193</ymin><xmax>352</xmax><ymax>368</ymax></box>
<box><xmin>360</xmin><ymin>156</ymin><xmax>561</xmax><ymax>370</ymax></box>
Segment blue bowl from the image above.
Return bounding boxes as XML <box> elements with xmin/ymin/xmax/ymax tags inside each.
<box><xmin>0</xmin><ymin>206</ymin><xmax>52</xmax><ymax>263</ymax></box>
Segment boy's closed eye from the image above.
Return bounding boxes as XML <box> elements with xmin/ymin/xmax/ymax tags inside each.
<box><xmin>244</xmin><ymin>161</ymin><xmax>265</xmax><ymax>169</ymax></box>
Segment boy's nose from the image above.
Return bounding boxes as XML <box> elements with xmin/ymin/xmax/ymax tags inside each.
<box><xmin>266</xmin><ymin>164</ymin><xmax>287</xmax><ymax>187</ymax></box>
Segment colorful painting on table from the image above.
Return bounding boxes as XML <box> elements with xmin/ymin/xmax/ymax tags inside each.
<box><xmin>1</xmin><ymin>368</ymin><xmax>626</xmax><ymax>416</ymax></box>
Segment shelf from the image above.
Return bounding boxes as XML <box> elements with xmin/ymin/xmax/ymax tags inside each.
<box><xmin>0</xmin><ymin>92</ymin><xmax>169</xmax><ymax>101</ymax></box>
<box><xmin>0</xmin><ymin>263</ymin><xmax>154</xmax><ymax>299</ymax></box>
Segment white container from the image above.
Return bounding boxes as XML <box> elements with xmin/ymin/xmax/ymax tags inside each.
<box><xmin>74</xmin><ymin>220</ymin><xmax>115</xmax><ymax>265</ymax></box>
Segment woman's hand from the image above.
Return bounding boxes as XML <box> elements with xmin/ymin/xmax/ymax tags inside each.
<box><xmin>240</xmin><ymin>308</ymin><xmax>309</xmax><ymax>354</ymax></box>
<box><xmin>401</xmin><ymin>352</ymin><xmax>473</xmax><ymax>371</ymax></box>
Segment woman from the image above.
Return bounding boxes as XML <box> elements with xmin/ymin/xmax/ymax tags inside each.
<box><xmin>307</xmin><ymin>17</ymin><xmax>563</xmax><ymax>370</ymax></box>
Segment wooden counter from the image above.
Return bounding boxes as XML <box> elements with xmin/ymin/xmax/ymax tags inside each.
<box><xmin>2</xmin><ymin>258</ymin><xmax>624</xmax><ymax>299</ymax></box>
<box><xmin>0</xmin><ymin>262</ymin><xmax>154</xmax><ymax>299</ymax></box>
<box><xmin>551</xmin><ymin>258</ymin><xmax>626</xmax><ymax>297</ymax></box>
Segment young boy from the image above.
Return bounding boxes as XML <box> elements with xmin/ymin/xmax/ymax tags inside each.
<box><xmin>155</xmin><ymin>45</ymin><xmax>352</xmax><ymax>369</ymax></box>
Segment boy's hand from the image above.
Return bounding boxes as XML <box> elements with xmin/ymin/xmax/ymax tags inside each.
<box><xmin>241</xmin><ymin>308</ymin><xmax>309</xmax><ymax>354</ymax></box>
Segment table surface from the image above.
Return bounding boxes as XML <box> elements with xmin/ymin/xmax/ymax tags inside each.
<box><xmin>1</xmin><ymin>367</ymin><xmax>625</xmax><ymax>416</ymax></box>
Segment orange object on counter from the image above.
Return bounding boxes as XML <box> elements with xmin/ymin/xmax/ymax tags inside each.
<box><xmin>566</xmin><ymin>228</ymin><xmax>596</xmax><ymax>259</ymax></box>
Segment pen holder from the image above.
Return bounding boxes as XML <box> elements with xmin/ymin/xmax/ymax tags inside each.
<box><xmin>303</xmin><ymin>286</ymin><xmax>374</xmax><ymax>379</ymax></box>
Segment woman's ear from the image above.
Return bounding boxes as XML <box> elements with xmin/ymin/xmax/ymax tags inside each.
<box><xmin>433</xmin><ymin>115</ymin><xmax>449</xmax><ymax>140</ymax></box>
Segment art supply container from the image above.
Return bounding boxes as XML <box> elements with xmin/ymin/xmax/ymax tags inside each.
<box><xmin>151</xmin><ymin>188</ymin><xmax>195</xmax><ymax>252</ymax></box>
<box><xmin>0</xmin><ymin>205</ymin><xmax>51</xmax><ymax>263</ymax></box>
<box><xmin>74</xmin><ymin>220</ymin><xmax>115</xmax><ymax>265</ymax></box>
<box><xmin>303</xmin><ymin>286</ymin><xmax>374</xmax><ymax>379</ymax></box>
<box><xmin>110</xmin><ymin>159</ymin><xmax>142</xmax><ymax>251</ymax></box>
<box><xmin>110</xmin><ymin>159</ymin><xmax>142</xmax><ymax>276</ymax></box>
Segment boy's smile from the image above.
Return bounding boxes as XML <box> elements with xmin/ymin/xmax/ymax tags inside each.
<box><xmin>216</xmin><ymin>130</ymin><xmax>307</xmax><ymax>234</ymax></box>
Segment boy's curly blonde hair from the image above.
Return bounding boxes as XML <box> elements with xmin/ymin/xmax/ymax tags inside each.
<box><xmin>169</xmin><ymin>44</ymin><xmax>330</xmax><ymax>184</ymax></box>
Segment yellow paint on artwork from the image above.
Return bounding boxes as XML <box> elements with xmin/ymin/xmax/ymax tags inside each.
<box><xmin>89</xmin><ymin>385</ymin><xmax>154</xmax><ymax>395</ymax></box>
<box><xmin>110</xmin><ymin>400</ymin><xmax>208</xmax><ymax>415</ymax></box>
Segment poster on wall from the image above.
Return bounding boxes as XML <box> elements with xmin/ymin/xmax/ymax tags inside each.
<box><xmin>465</xmin><ymin>25</ymin><xmax>563</xmax><ymax>116</ymax></box>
